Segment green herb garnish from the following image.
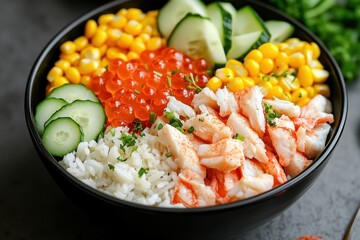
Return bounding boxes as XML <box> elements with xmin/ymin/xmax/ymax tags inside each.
<box><xmin>184</xmin><ymin>73</ymin><xmax>203</xmax><ymax>94</ymax></box>
<box><xmin>119</xmin><ymin>133</ymin><xmax>136</xmax><ymax>153</ymax></box>
<box><xmin>158</xmin><ymin>123</ymin><xmax>164</xmax><ymax>130</ymax></box>
<box><xmin>149</xmin><ymin>112</ymin><xmax>156</xmax><ymax>124</ymax></box>
<box><xmin>166</xmin><ymin>152</ymin><xmax>172</xmax><ymax>157</ymax></box>
<box><xmin>264</xmin><ymin>103</ymin><xmax>282</xmax><ymax>126</ymax></box>
<box><xmin>117</xmin><ymin>156</ymin><xmax>127</xmax><ymax>162</ymax></box>
<box><xmin>187</xmin><ymin>126</ymin><xmax>195</xmax><ymax>133</ymax></box>
<box><xmin>233</xmin><ymin>133</ymin><xmax>244</xmax><ymax>141</ymax></box>
<box><xmin>108</xmin><ymin>164</ymin><xmax>115</xmax><ymax>170</ymax></box>
<box><xmin>138</xmin><ymin>167</ymin><xmax>149</xmax><ymax>178</ymax></box>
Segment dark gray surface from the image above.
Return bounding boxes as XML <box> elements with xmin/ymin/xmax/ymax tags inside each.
<box><xmin>1</xmin><ymin>0</ymin><xmax>359</xmax><ymax>239</ymax></box>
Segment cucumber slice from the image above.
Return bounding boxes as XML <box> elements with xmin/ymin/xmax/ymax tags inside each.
<box><xmin>47</xmin><ymin>84</ymin><xmax>99</xmax><ymax>103</ymax></box>
<box><xmin>266</xmin><ymin>20</ymin><xmax>294</xmax><ymax>43</ymax></box>
<box><xmin>35</xmin><ymin>98</ymin><xmax>68</xmax><ymax>135</ymax></box>
<box><xmin>42</xmin><ymin>117</ymin><xmax>83</xmax><ymax>157</ymax></box>
<box><xmin>227</xmin><ymin>31</ymin><xmax>269</xmax><ymax>60</ymax></box>
<box><xmin>234</xmin><ymin>5</ymin><xmax>270</xmax><ymax>36</ymax></box>
<box><xmin>157</xmin><ymin>0</ymin><xmax>207</xmax><ymax>38</ymax></box>
<box><xmin>45</xmin><ymin>100</ymin><xmax>106</xmax><ymax>142</ymax></box>
<box><xmin>227</xmin><ymin>6</ymin><xmax>270</xmax><ymax>60</ymax></box>
<box><xmin>168</xmin><ymin>13</ymin><xmax>227</xmax><ymax>68</ymax></box>
<box><xmin>206</xmin><ymin>2</ymin><xmax>236</xmax><ymax>54</ymax></box>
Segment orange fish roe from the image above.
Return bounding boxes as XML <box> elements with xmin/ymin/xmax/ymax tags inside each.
<box><xmin>90</xmin><ymin>47</ymin><xmax>212</xmax><ymax>128</ymax></box>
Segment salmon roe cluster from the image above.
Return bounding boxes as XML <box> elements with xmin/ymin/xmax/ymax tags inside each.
<box><xmin>90</xmin><ymin>47</ymin><xmax>212</xmax><ymax>128</ymax></box>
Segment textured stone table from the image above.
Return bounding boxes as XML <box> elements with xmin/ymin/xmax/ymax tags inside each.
<box><xmin>1</xmin><ymin>0</ymin><xmax>359</xmax><ymax>239</ymax></box>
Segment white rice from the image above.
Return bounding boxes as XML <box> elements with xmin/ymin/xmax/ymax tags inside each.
<box><xmin>59</xmin><ymin>126</ymin><xmax>184</xmax><ymax>207</ymax></box>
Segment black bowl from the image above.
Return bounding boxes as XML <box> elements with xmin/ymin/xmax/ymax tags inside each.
<box><xmin>25</xmin><ymin>0</ymin><xmax>347</xmax><ymax>239</ymax></box>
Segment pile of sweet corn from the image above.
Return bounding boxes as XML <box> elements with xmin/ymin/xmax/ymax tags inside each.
<box><xmin>206</xmin><ymin>38</ymin><xmax>330</xmax><ymax>106</ymax></box>
<box><xmin>46</xmin><ymin>8</ymin><xmax>165</xmax><ymax>94</ymax></box>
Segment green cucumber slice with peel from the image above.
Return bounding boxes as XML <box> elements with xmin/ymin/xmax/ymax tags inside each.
<box><xmin>266</xmin><ymin>20</ymin><xmax>294</xmax><ymax>43</ymax></box>
<box><xmin>35</xmin><ymin>98</ymin><xmax>67</xmax><ymax>135</ymax></box>
<box><xmin>42</xmin><ymin>117</ymin><xmax>83</xmax><ymax>157</ymax></box>
<box><xmin>47</xmin><ymin>84</ymin><xmax>99</xmax><ymax>103</ymax></box>
<box><xmin>206</xmin><ymin>2</ymin><xmax>236</xmax><ymax>54</ymax></box>
<box><xmin>157</xmin><ymin>0</ymin><xmax>207</xmax><ymax>38</ymax></box>
<box><xmin>167</xmin><ymin>13</ymin><xmax>227</xmax><ymax>68</ymax></box>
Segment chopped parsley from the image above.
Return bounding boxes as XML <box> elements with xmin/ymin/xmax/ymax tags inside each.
<box><xmin>166</xmin><ymin>152</ymin><xmax>172</xmax><ymax>157</ymax></box>
<box><xmin>133</xmin><ymin>119</ymin><xmax>143</xmax><ymax>132</ymax></box>
<box><xmin>119</xmin><ymin>133</ymin><xmax>136</xmax><ymax>153</ymax></box>
<box><xmin>264</xmin><ymin>103</ymin><xmax>282</xmax><ymax>126</ymax></box>
<box><xmin>134</xmin><ymin>89</ymin><xmax>140</xmax><ymax>95</ymax></box>
<box><xmin>108</xmin><ymin>164</ymin><xmax>115</xmax><ymax>170</ymax></box>
<box><xmin>184</xmin><ymin>73</ymin><xmax>203</xmax><ymax>94</ymax></box>
<box><xmin>117</xmin><ymin>156</ymin><xmax>128</xmax><ymax>162</ymax></box>
<box><xmin>187</xmin><ymin>126</ymin><xmax>195</xmax><ymax>133</ymax></box>
<box><xmin>138</xmin><ymin>167</ymin><xmax>149</xmax><ymax>178</ymax></box>
<box><xmin>171</xmin><ymin>69</ymin><xmax>181</xmax><ymax>75</ymax></box>
<box><xmin>165</xmin><ymin>111</ymin><xmax>184</xmax><ymax>132</ymax></box>
<box><xmin>139</xmin><ymin>132</ymin><xmax>146</xmax><ymax>137</ymax></box>
<box><xmin>233</xmin><ymin>133</ymin><xmax>244</xmax><ymax>141</ymax></box>
<box><xmin>149</xmin><ymin>112</ymin><xmax>156</xmax><ymax>124</ymax></box>
<box><xmin>198</xmin><ymin>117</ymin><xmax>204</xmax><ymax>122</ymax></box>
<box><xmin>167</xmin><ymin>76</ymin><xmax>172</xmax><ymax>87</ymax></box>
<box><xmin>157</xmin><ymin>123</ymin><xmax>164</xmax><ymax>130</ymax></box>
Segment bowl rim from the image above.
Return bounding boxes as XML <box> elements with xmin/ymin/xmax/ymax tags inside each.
<box><xmin>25</xmin><ymin>0</ymin><xmax>348</xmax><ymax>213</ymax></box>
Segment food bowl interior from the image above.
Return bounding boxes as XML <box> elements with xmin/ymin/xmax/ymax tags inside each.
<box><xmin>25</xmin><ymin>0</ymin><xmax>347</xmax><ymax>238</ymax></box>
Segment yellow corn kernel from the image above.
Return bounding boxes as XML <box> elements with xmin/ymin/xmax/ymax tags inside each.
<box><xmin>47</xmin><ymin>66</ymin><xmax>63</xmax><ymax>82</ymax></box>
<box><xmin>225</xmin><ymin>59</ymin><xmax>248</xmax><ymax>77</ymax></box>
<box><xmin>98</xmin><ymin>24</ymin><xmax>108</xmax><ymax>31</ymax></box>
<box><xmin>85</xmin><ymin>19</ymin><xmax>98</xmax><ymax>39</ymax></box>
<box><xmin>291</xmin><ymin>88</ymin><xmax>308</xmax><ymax>103</ymax></box>
<box><xmin>52</xmin><ymin>76</ymin><xmax>69</xmax><ymax>88</ymax></box>
<box><xmin>130</xmin><ymin>39</ymin><xmax>146</xmax><ymax>54</ymax></box>
<box><xmin>245</xmin><ymin>49</ymin><xmax>263</xmax><ymax>63</ymax></box>
<box><xmin>65</xmin><ymin>67</ymin><xmax>81</xmax><ymax>84</ymax></box>
<box><xmin>99</xmin><ymin>44</ymin><xmax>108</xmax><ymax>57</ymax></box>
<box><xmin>314</xmin><ymin>84</ymin><xmax>330</xmax><ymax>97</ymax></box>
<box><xmin>288</xmin><ymin>52</ymin><xmax>305</xmax><ymax>68</ymax></box>
<box><xmin>274</xmin><ymin>64</ymin><xmax>289</xmax><ymax>76</ymax></box>
<box><xmin>269</xmin><ymin>76</ymin><xmax>279</xmax><ymax>86</ymax></box>
<box><xmin>311</xmin><ymin>42</ymin><xmax>321</xmax><ymax>59</ymax></box>
<box><xmin>309</xmin><ymin>59</ymin><xmax>324</xmax><ymax>69</ymax></box>
<box><xmin>138</xmin><ymin>33</ymin><xmax>151</xmax><ymax>43</ymax></box>
<box><xmin>73</xmin><ymin>36</ymin><xmax>89</xmax><ymax>51</ymax></box>
<box><xmin>100</xmin><ymin>58</ymin><xmax>109</xmax><ymax>68</ymax></box>
<box><xmin>277</xmin><ymin>42</ymin><xmax>289</xmax><ymax>51</ymax></box>
<box><xmin>258</xmin><ymin>42</ymin><xmax>279</xmax><ymax>59</ymax></box>
<box><xmin>275</xmin><ymin>52</ymin><xmax>289</xmax><ymax>67</ymax></box>
<box><xmin>81</xmin><ymin>47</ymin><xmax>101</xmax><ymax>60</ymax></box>
<box><xmin>98</xmin><ymin>13</ymin><xmax>115</xmax><ymax>25</ymax></box>
<box><xmin>54</xmin><ymin>59</ymin><xmax>71</xmax><ymax>72</ymax></box>
<box><xmin>116</xmin><ymin>33</ymin><xmax>134</xmax><ymax>49</ymax></box>
<box><xmin>297</xmin><ymin>97</ymin><xmax>310</xmax><ymax>107</ymax></box>
<box><xmin>297</xmin><ymin>65</ymin><xmax>313</xmax><ymax>87</ymax></box>
<box><xmin>305</xmin><ymin>86</ymin><xmax>316</xmax><ymax>98</ymax></box>
<box><xmin>278</xmin><ymin>77</ymin><xmax>292</xmax><ymax>92</ymax></box>
<box><xmin>141</xmin><ymin>25</ymin><xmax>153</xmax><ymax>35</ymax></box>
<box><xmin>78</xmin><ymin>58</ymin><xmax>100</xmax><ymax>75</ymax></box>
<box><xmin>252</xmin><ymin>73</ymin><xmax>265</xmax><ymax>84</ymax></box>
<box><xmin>258</xmin><ymin>81</ymin><xmax>272</xmax><ymax>96</ymax></box>
<box><xmin>80</xmin><ymin>75</ymin><xmax>92</xmax><ymax>87</ymax></box>
<box><xmin>141</xmin><ymin>16</ymin><xmax>156</xmax><ymax>27</ymax></box>
<box><xmin>147</xmin><ymin>10</ymin><xmax>158</xmax><ymax>18</ymax></box>
<box><xmin>244</xmin><ymin>59</ymin><xmax>260</xmax><ymax>76</ymax></box>
<box><xmin>146</xmin><ymin>37</ymin><xmax>162</xmax><ymax>51</ymax></box>
<box><xmin>91</xmin><ymin>28</ymin><xmax>107</xmax><ymax>47</ymax></box>
<box><xmin>215</xmin><ymin>68</ymin><xmax>235</xmax><ymax>83</ymax></box>
<box><xmin>60</xmin><ymin>41</ymin><xmax>76</xmax><ymax>54</ymax></box>
<box><xmin>227</xmin><ymin>77</ymin><xmax>245</xmax><ymax>92</ymax></box>
<box><xmin>312</xmin><ymin>69</ymin><xmax>329</xmax><ymax>83</ymax></box>
<box><xmin>124</xmin><ymin>20</ymin><xmax>142</xmax><ymax>36</ymax></box>
<box><xmin>60</xmin><ymin>52</ymin><xmax>80</xmax><ymax>65</ymax></box>
<box><xmin>242</xmin><ymin>77</ymin><xmax>255</xmax><ymax>88</ymax></box>
<box><xmin>126</xmin><ymin>8</ymin><xmax>143</xmax><ymax>21</ymax></box>
<box><xmin>260</xmin><ymin>58</ymin><xmax>275</xmax><ymax>74</ymax></box>
<box><xmin>206</xmin><ymin>76</ymin><xmax>222</xmax><ymax>92</ymax></box>
<box><xmin>116</xmin><ymin>9</ymin><xmax>127</xmax><ymax>17</ymax></box>
<box><xmin>106</xmin><ymin>47</ymin><xmax>126</xmax><ymax>60</ymax></box>
<box><xmin>284</xmin><ymin>91</ymin><xmax>292</xmax><ymax>102</ymax></box>
<box><xmin>266</xmin><ymin>85</ymin><xmax>284</xmax><ymax>99</ymax></box>
<box><xmin>46</xmin><ymin>85</ymin><xmax>55</xmax><ymax>96</ymax></box>
<box><xmin>93</xmin><ymin>67</ymin><xmax>107</xmax><ymax>77</ymax></box>
<box><xmin>106</xmin><ymin>28</ymin><xmax>122</xmax><ymax>43</ymax></box>
<box><xmin>126</xmin><ymin>51</ymin><xmax>138</xmax><ymax>60</ymax></box>
<box><xmin>110</xmin><ymin>15</ymin><xmax>127</xmax><ymax>29</ymax></box>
